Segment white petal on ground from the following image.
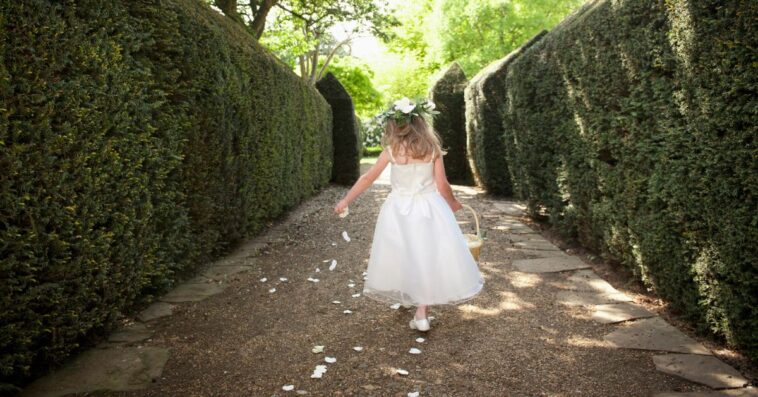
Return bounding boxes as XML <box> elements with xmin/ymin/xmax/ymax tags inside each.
<box><xmin>415</xmin><ymin>337</ymin><xmax>425</xmax><ymax>343</ymax></box>
<box><xmin>282</xmin><ymin>385</ymin><xmax>295</xmax><ymax>391</ymax></box>
<box><xmin>362</xmin><ymin>272</ymin><xmax>368</xmax><ymax>276</ymax></box>
<box><xmin>342</xmin><ymin>231</ymin><xmax>351</xmax><ymax>242</ymax></box>
<box><xmin>332</xmin><ymin>300</ymin><xmax>341</xmax><ymax>304</ymax></box>
<box><xmin>260</xmin><ymin>277</ymin><xmax>268</xmax><ymax>282</ymax></box>
<box><xmin>396</xmin><ymin>369</ymin><xmax>409</xmax><ymax>376</ymax></box>
<box><xmin>390</xmin><ymin>303</ymin><xmax>401</xmax><ymax>310</ymax></box>
<box><xmin>324</xmin><ymin>356</ymin><xmax>337</xmax><ymax>364</ymax></box>
<box><xmin>310</xmin><ymin>371</ymin><xmax>324</xmax><ymax>379</ymax></box>
<box><xmin>322</xmin><ymin>259</ymin><xmax>331</xmax><ymax>262</ymax></box>
<box><xmin>269</xmin><ymin>288</ymin><xmax>276</xmax><ymax>293</ymax></box>
<box><xmin>311</xmin><ymin>345</ymin><xmax>325</xmax><ymax>354</ymax></box>
<box><xmin>331</xmin><ymin>242</ymin><xmax>337</xmax><ymax>246</ymax></box>
<box><xmin>353</xmin><ymin>346</ymin><xmax>363</xmax><ymax>352</ymax></box>
<box><xmin>348</xmin><ymin>283</ymin><xmax>355</xmax><ymax>288</ymax></box>
<box><xmin>279</xmin><ymin>277</ymin><xmax>288</xmax><ymax>282</ymax></box>
<box><xmin>329</xmin><ymin>260</ymin><xmax>337</xmax><ymax>271</ymax></box>
<box><xmin>343</xmin><ymin>310</ymin><xmax>353</xmax><ymax>314</ymax></box>
<box><xmin>307</xmin><ymin>277</ymin><xmax>320</xmax><ymax>283</ymax></box>
<box><xmin>408</xmin><ymin>392</ymin><xmax>420</xmax><ymax>397</ymax></box>
<box><xmin>408</xmin><ymin>348</ymin><xmax>421</xmax><ymax>355</ymax></box>
<box><xmin>315</xmin><ymin>268</ymin><xmax>320</xmax><ymax>272</ymax></box>
<box><xmin>352</xmin><ymin>293</ymin><xmax>361</xmax><ymax>298</ymax></box>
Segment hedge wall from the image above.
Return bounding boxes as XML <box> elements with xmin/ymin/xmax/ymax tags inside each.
<box><xmin>430</xmin><ymin>63</ymin><xmax>473</xmax><ymax>185</ymax></box>
<box><xmin>316</xmin><ymin>72</ymin><xmax>361</xmax><ymax>185</ymax></box>
<box><xmin>0</xmin><ymin>0</ymin><xmax>332</xmax><ymax>390</ymax></box>
<box><xmin>464</xmin><ymin>31</ymin><xmax>547</xmax><ymax>196</ymax></box>
<box><xmin>501</xmin><ymin>0</ymin><xmax>758</xmax><ymax>358</ymax></box>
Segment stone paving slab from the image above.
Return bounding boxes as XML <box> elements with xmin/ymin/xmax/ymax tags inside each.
<box><xmin>512</xmin><ymin>239</ymin><xmax>562</xmax><ymax>251</ymax></box>
<box><xmin>492</xmin><ymin>201</ymin><xmax>527</xmax><ymax>216</ymax></box>
<box><xmin>108</xmin><ymin>322</ymin><xmax>154</xmax><ymax>343</ymax></box>
<box><xmin>552</xmin><ymin>269</ymin><xmax>623</xmax><ymax>294</ymax></box>
<box><xmin>513</xmin><ymin>256</ymin><xmax>590</xmax><ymax>273</ymax></box>
<box><xmin>19</xmin><ymin>347</ymin><xmax>170</xmax><ymax>397</ymax></box>
<box><xmin>137</xmin><ymin>302</ymin><xmax>175</xmax><ymax>322</ymax></box>
<box><xmin>604</xmin><ymin>317</ymin><xmax>712</xmax><ymax>355</ymax></box>
<box><xmin>504</xmin><ymin>247</ymin><xmax>569</xmax><ymax>258</ymax></box>
<box><xmin>488</xmin><ymin>219</ymin><xmax>538</xmax><ymax>234</ymax></box>
<box><xmin>591</xmin><ymin>302</ymin><xmax>655</xmax><ymax>324</ymax></box>
<box><xmin>556</xmin><ymin>290</ymin><xmax>634</xmax><ymax>307</ymax></box>
<box><xmin>654</xmin><ymin>388</ymin><xmax>758</xmax><ymax>397</ymax></box>
<box><xmin>160</xmin><ymin>282</ymin><xmax>226</xmax><ymax>303</ymax></box>
<box><xmin>653</xmin><ymin>354</ymin><xmax>749</xmax><ymax>389</ymax></box>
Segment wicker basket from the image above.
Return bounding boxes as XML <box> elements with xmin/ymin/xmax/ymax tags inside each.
<box><xmin>461</xmin><ymin>204</ymin><xmax>483</xmax><ymax>262</ymax></box>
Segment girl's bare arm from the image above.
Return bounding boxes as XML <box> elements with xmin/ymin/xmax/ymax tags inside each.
<box><xmin>433</xmin><ymin>154</ymin><xmax>463</xmax><ymax>212</ymax></box>
<box><xmin>334</xmin><ymin>150</ymin><xmax>391</xmax><ymax>214</ymax></box>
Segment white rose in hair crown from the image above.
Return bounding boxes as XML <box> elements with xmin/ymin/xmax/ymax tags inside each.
<box><xmin>377</xmin><ymin>97</ymin><xmax>439</xmax><ymax>126</ymax></box>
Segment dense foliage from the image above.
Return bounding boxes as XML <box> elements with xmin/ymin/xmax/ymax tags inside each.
<box><xmin>500</xmin><ymin>0</ymin><xmax>758</xmax><ymax>358</ymax></box>
<box><xmin>0</xmin><ymin>0</ymin><xmax>332</xmax><ymax>390</ymax></box>
<box><xmin>378</xmin><ymin>0</ymin><xmax>584</xmax><ymax>97</ymax></box>
<box><xmin>321</xmin><ymin>57</ymin><xmax>384</xmax><ymax>119</ymax></box>
<box><xmin>316</xmin><ymin>72</ymin><xmax>362</xmax><ymax>185</ymax></box>
<box><xmin>429</xmin><ymin>63</ymin><xmax>472</xmax><ymax>185</ymax></box>
<box><xmin>464</xmin><ymin>31</ymin><xmax>547</xmax><ymax>195</ymax></box>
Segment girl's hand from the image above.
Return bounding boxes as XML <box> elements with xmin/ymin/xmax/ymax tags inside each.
<box><xmin>450</xmin><ymin>199</ymin><xmax>463</xmax><ymax>212</ymax></box>
<box><xmin>334</xmin><ymin>199</ymin><xmax>349</xmax><ymax>215</ymax></box>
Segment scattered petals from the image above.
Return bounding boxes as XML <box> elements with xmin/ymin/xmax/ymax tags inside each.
<box><xmin>342</xmin><ymin>231</ymin><xmax>351</xmax><ymax>242</ymax></box>
<box><xmin>279</xmin><ymin>277</ymin><xmax>288</xmax><ymax>282</ymax></box>
<box><xmin>396</xmin><ymin>369</ymin><xmax>409</xmax><ymax>376</ymax></box>
<box><xmin>307</xmin><ymin>277</ymin><xmax>320</xmax><ymax>283</ymax></box>
<box><xmin>362</xmin><ymin>272</ymin><xmax>368</xmax><ymax>276</ymax></box>
<box><xmin>315</xmin><ymin>268</ymin><xmax>320</xmax><ymax>272</ymax></box>
<box><xmin>329</xmin><ymin>260</ymin><xmax>337</xmax><ymax>271</ymax></box>
<box><xmin>269</xmin><ymin>288</ymin><xmax>276</xmax><ymax>293</ymax></box>
<box><xmin>390</xmin><ymin>303</ymin><xmax>401</xmax><ymax>310</ymax></box>
<box><xmin>312</xmin><ymin>345</ymin><xmax>325</xmax><ymax>354</ymax></box>
<box><xmin>415</xmin><ymin>337</ymin><xmax>425</xmax><ymax>343</ymax></box>
<box><xmin>343</xmin><ymin>310</ymin><xmax>353</xmax><ymax>314</ymax></box>
<box><xmin>348</xmin><ymin>283</ymin><xmax>355</xmax><ymax>288</ymax></box>
<box><xmin>310</xmin><ymin>364</ymin><xmax>327</xmax><ymax>379</ymax></box>
<box><xmin>331</xmin><ymin>242</ymin><xmax>337</xmax><ymax>246</ymax></box>
<box><xmin>408</xmin><ymin>348</ymin><xmax>421</xmax><ymax>355</ymax></box>
<box><xmin>324</xmin><ymin>356</ymin><xmax>337</xmax><ymax>364</ymax></box>
<box><xmin>282</xmin><ymin>385</ymin><xmax>295</xmax><ymax>391</ymax></box>
<box><xmin>260</xmin><ymin>277</ymin><xmax>268</xmax><ymax>282</ymax></box>
<box><xmin>353</xmin><ymin>346</ymin><xmax>363</xmax><ymax>352</ymax></box>
<box><xmin>332</xmin><ymin>300</ymin><xmax>341</xmax><ymax>304</ymax></box>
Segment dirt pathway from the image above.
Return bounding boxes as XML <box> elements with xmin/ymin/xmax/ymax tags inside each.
<box><xmin>22</xmin><ymin>164</ymin><xmax>755</xmax><ymax>397</ymax></box>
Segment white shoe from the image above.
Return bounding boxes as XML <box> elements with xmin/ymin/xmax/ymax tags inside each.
<box><xmin>409</xmin><ymin>317</ymin><xmax>430</xmax><ymax>332</ymax></box>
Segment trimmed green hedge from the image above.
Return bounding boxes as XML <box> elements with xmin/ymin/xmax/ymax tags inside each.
<box><xmin>501</xmin><ymin>0</ymin><xmax>757</xmax><ymax>358</ymax></box>
<box><xmin>316</xmin><ymin>72</ymin><xmax>361</xmax><ymax>185</ymax></box>
<box><xmin>464</xmin><ymin>31</ymin><xmax>547</xmax><ymax>195</ymax></box>
<box><xmin>0</xmin><ymin>0</ymin><xmax>331</xmax><ymax>390</ymax></box>
<box><xmin>430</xmin><ymin>62</ymin><xmax>473</xmax><ymax>185</ymax></box>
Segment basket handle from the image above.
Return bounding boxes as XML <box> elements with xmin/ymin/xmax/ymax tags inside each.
<box><xmin>461</xmin><ymin>204</ymin><xmax>480</xmax><ymax>238</ymax></box>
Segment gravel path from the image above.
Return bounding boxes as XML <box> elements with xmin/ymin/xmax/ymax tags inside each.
<box><xmin>55</xmin><ymin>163</ymin><xmax>755</xmax><ymax>397</ymax></box>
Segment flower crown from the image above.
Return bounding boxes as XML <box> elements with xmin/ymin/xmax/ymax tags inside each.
<box><xmin>377</xmin><ymin>97</ymin><xmax>439</xmax><ymax>126</ymax></box>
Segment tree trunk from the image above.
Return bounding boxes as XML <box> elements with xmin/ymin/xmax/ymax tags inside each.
<box><xmin>214</xmin><ymin>0</ymin><xmax>244</xmax><ymax>24</ymax></box>
<box><xmin>250</xmin><ymin>0</ymin><xmax>277</xmax><ymax>39</ymax></box>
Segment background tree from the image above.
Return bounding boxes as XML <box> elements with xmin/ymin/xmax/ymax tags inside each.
<box><xmin>211</xmin><ymin>0</ymin><xmax>397</xmax><ymax>84</ymax></box>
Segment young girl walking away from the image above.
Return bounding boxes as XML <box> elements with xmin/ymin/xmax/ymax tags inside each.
<box><xmin>333</xmin><ymin>97</ymin><xmax>484</xmax><ymax>332</ymax></box>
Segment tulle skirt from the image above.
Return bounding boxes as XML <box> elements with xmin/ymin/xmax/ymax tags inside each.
<box><xmin>363</xmin><ymin>191</ymin><xmax>484</xmax><ymax>306</ymax></box>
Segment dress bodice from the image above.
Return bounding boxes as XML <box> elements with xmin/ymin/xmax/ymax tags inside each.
<box><xmin>389</xmin><ymin>162</ymin><xmax>436</xmax><ymax>196</ymax></box>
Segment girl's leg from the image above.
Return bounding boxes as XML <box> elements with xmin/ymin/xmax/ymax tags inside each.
<box><xmin>415</xmin><ymin>304</ymin><xmax>428</xmax><ymax>320</ymax></box>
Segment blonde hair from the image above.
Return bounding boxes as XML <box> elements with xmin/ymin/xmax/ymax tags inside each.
<box><xmin>381</xmin><ymin>116</ymin><xmax>446</xmax><ymax>162</ymax></box>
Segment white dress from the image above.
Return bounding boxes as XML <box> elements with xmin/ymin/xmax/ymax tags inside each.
<box><xmin>363</xmin><ymin>150</ymin><xmax>484</xmax><ymax>306</ymax></box>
